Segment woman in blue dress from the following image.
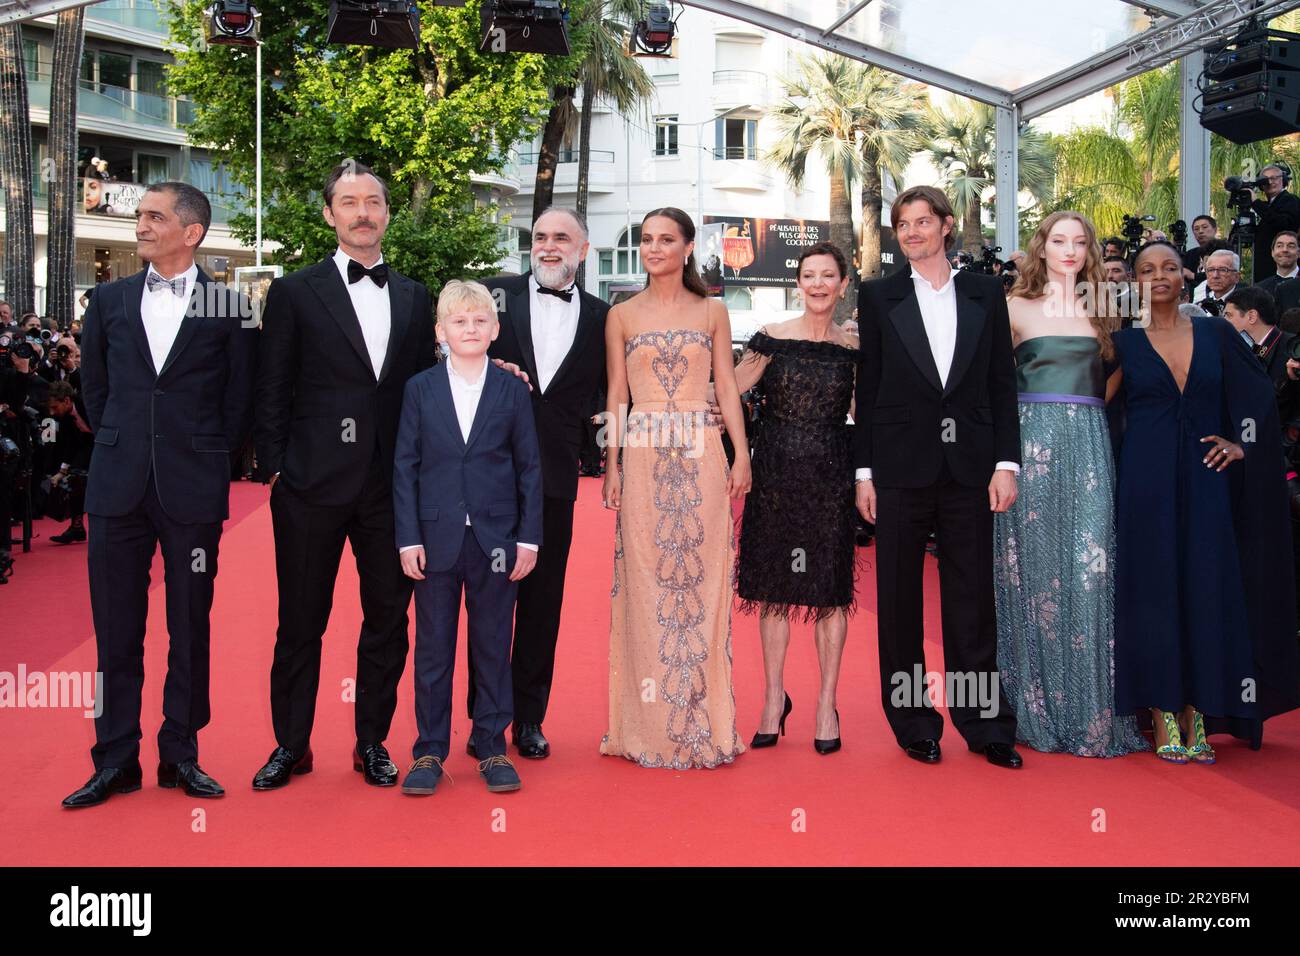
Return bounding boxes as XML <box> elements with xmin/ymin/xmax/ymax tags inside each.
<box><xmin>1110</xmin><ymin>241</ymin><xmax>1299</xmax><ymax>761</ymax></box>
<box><xmin>995</xmin><ymin>211</ymin><xmax>1145</xmax><ymax>756</ymax></box>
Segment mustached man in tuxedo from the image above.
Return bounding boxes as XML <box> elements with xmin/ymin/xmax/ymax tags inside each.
<box><xmin>63</xmin><ymin>183</ymin><xmax>258</xmax><ymax>808</ymax></box>
<box><xmin>251</xmin><ymin>162</ymin><xmax>437</xmax><ymax>790</ymax></box>
<box><xmin>853</xmin><ymin>185</ymin><xmax>1022</xmax><ymax>770</ymax></box>
<box><xmin>475</xmin><ymin>208</ymin><xmax>609</xmax><ymax>758</ymax></box>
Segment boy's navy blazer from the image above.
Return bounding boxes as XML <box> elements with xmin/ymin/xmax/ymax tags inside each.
<box><xmin>392</xmin><ymin>359</ymin><xmax>543</xmax><ymax>572</ymax></box>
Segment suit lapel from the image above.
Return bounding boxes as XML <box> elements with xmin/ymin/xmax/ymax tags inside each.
<box><xmin>945</xmin><ymin>273</ymin><xmax>987</xmax><ymax>396</ymax></box>
<box><xmin>429</xmin><ymin>362</ymin><xmax>465</xmax><ymax>450</ymax></box>
<box><xmin>465</xmin><ymin>364</ymin><xmax>506</xmax><ymax>452</ymax></box>
<box><xmin>307</xmin><ymin>259</ymin><xmax>374</xmax><ymax>377</ymax></box>
<box><xmin>157</xmin><ymin>267</ymin><xmax>211</xmax><ymax>380</ymax></box>
<box><xmin>377</xmin><ymin>271</ymin><xmax>412</xmax><ymax>383</ymax></box>
<box><xmin>121</xmin><ymin>270</ymin><xmax>155</xmax><ymax>374</ymax></box>
<box><xmin>544</xmin><ymin>292</ymin><xmax>595</xmax><ymax>394</ymax></box>
<box><xmin>885</xmin><ymin>272</ymin><xmax>943</xmax><ymax>393</ymax></box>
<box><xmin>508</xmin><ymin>279</ymin><xmax>540</xmax><ymax>387</ymax></box>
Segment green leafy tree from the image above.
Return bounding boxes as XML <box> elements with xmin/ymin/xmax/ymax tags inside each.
<box><xmin>165</xmin><ymin>1</ymin><xmax>574</xmax><ymax>286</ymax></box>
<box><xmin>927</xmin><ymin>97</ymin><xmax>1054</xmax><ymax>252</ymax></box>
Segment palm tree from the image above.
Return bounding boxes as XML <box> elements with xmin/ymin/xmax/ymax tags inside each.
<box><xmin>572</xmin><ymin>0</ymin><xmax>653</xmax><ymax>288</ymax></box>
<box><xmin>765</xmin><ymin>55</ymin><xmax>870</xmax><ymax>324</ymax></box>
<box><xmin>928</xmin><ymin>97</ymin><xmax>1054</xmax><ymax>252</ymax></box>
<box><xmin>0</xmin><ymin>24</ymin><xmax>35</xmax><ymax>316</ymax></box>
<box><xmin>46</xmin><ymin>8</ymin><xmax>85</xmax><ymax>330</ymax></box>
<box><xmin>1044</xmin><ymin>63</ymin><xmax>1300</xmax><ymax>248</ymax></box>
<box><xmin>854</xmin><ymin>72</ymin><xmax>929</xmax><ymax>281</ymax></box>
<box><xmin>532</xmin><ymin>85</ymin><xmax>576</xmax><ymax>223</ymax></box>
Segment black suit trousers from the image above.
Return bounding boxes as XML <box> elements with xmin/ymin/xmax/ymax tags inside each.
<box><xmin>467</xmin><ymin>494</ymin><xmax>575</xmax><ymax>724</ymax></box>
<box><xmin>873</xmin><ymin>464</ymin><xmax>1016</xmax><ymax>749</ymax></box>
<box><xmin>88</xmin><ymin>470</ymin><xmax>222</xmax><ymax>769</ymax></box>
<box><xmin>268</xmin><ymin>457</ymin><xmax>412</xmax><ymax>753</ymax></box>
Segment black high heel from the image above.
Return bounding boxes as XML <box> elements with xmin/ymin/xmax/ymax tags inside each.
<box><xmin>814</xmin><ymin>708</ymin><xmax>841</xmax><ymax>755</ymax></box>
<box><xmin>750</xmin><ymin>693</ymin><xmax>793</xmax><ymax>748</ymax></box>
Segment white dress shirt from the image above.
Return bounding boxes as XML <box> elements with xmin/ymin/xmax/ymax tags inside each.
<box><xmin>528</xmin><ymin>273</ymin><xmax>580</xmax><ymax>393</ymax></box>
<box><xmin>399</xmin><ymin>355</ymin><xmax>537</xmax><ymax>553</ymax></box>
<box><xmin>332</xmin><ymin>248</ymin><xmax>391</xmax><ymax>379</ymax></box>
<box><xmin>140</xmin><ymin>262</ymin><xmax>199</xmax><ymax>373</ymax></box>
<box><xmin>856</xmin><ymin>267</ymin><xmax>1018</xmax><ymax>481</ymax></box>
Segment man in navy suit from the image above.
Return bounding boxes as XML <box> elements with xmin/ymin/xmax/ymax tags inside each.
<box><xmin>63</xmin><ymin>182</ymin><xmax>258</xmax><ymax>808</ymax></box>
<box><xmin>393</xmin><ymin>280</ymin><xmax>542</xmax><ymax>795</ymax></box>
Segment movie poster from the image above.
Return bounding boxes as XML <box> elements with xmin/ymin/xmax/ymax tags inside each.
<box><xmin>702</xmin><ymin>216</ymin><xmax>830</xmax><ymax>287</ymax></box>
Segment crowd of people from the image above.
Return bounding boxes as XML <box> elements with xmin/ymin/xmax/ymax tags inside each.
<box><xmin>6</xmin><ymin>158</ymin><xmax>1296</xmax><ymax>810</ymax></box>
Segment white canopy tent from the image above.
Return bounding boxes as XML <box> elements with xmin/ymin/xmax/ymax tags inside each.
<box><xmin>682</xmin><ymin>0</ymin><xmax>1300</xmax><ymax>249</ymax></box>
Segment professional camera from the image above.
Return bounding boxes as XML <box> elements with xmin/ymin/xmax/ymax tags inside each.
<box><xmin>1287</xmin><ymin>334</ymin><xmax>1300</xmax><ymax>362</ymax></box>
<box><xmin>1170</xmin><ymin>219</ymin><xmax>1188</xmax><ymax>249</ymax></box>
<box><xmin>959</xmin><ymin>245</ymin><xmax>1002</xmax><ymax>275</ymax></box>
<box><xmin>1223</xmin><ymin>177</ymin><xmax>1260</xmax><ymax>246</ymax></box>
<box><xmin>1224</xmin><ymin>174</ymin><xmax>1270</xmax><ymax>194</ymax></box>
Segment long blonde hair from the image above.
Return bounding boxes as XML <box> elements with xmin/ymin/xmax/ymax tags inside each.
<box><xmin>1009</xmin><ymin>210</ymin><xmax>1115</xmax><ymax>361</ymax></box>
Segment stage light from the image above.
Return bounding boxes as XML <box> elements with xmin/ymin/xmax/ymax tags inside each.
<box><xmin>205</xmin><ymin>0</ymin><xmax>261</xmax><ymax>47</ymax></box>
<box><xmin>326</xmin><ymin>0</ymin><xmax>422</xmax><ymax>50</ymax></box>
<box><xmin>631</xmin><ymin>3</ymin><xmax>677</xmax><ymax>57</ymax></box>
<box><xmin>479</xmin><ymin>0</ymin><xmax>570</xmax><ymax>56</ymax></box>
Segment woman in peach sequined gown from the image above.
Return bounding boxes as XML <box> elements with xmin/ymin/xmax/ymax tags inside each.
<box><xmin>600</xmin><ymin>208</ymin><xmax>753</xmax><ymax>769</ymax></box>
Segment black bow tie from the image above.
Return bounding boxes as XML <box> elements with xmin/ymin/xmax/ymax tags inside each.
<box><xmin>537</xmin><ymin>284</ymin><xmax>574</xmax><ymax>303</ymax></box>
<box><xmin>347</xmin><ymin>259</ymin><xmax>389</xmax><ymax>288</ymax></box>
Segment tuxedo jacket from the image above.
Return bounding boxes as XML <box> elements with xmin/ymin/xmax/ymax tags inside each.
<box><xmin>853</xmin><ymin>265</ymin><xmax>1020</xmax><ymax>488</ymax></box>
<box><xmin>254</xmin><ymin>257</ymin><xmax>436</xmax><ymax>507</ymax></box>
<box><xmin>1253</xmin><ymin>190</ymin><xmax>1300</xmax><ymax>281</ymax></box>
<box><xmin>482</xmin><ymin>273</ymin><xmax>608</xmax><ymax>501</ymax></box>
<box><xmin>393</xmin><ymin>361</ymin><xmax>543</xmax><ymax>572</ymax></box>
<box><xmin>79</xmin><ymin>267</ymin><xmax>258</xmax><ymax>523</ymax></box>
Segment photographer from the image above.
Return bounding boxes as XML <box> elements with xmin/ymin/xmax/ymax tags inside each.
<box><xmin>1251</xmin><ymin>164</ymin><xmax>1300</xmax><ymax>282</ymax></box>
<box><xmin>41</xmin><ymin>380</ymin><xmax>93</xmax><ymax>544</ymax></box>
<box><xmin>38</xmin><ymin>336</ymin><xmax>80</xmax><ymax>388</ymax></box>
<box><xmin>1195</xmin><ymin>249</ymin><xmax>1243</xmax><ymax>314</ymax></box>
<box><xmin>1103</xmin><ymin>237</ymin><xmax>1127</xmax><ymax>260</ymax></box>
<box><xmin>1</xmin><ymin>330</ymin><xmax>43</xmax><ymax>575</ymax></box>
<box><xmin>1182</xmin><ymin>215</ymin><xmax>1221</xmax><ymax>285</ymax></box>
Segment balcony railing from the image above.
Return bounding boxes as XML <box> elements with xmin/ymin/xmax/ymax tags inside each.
<box><xmin>713</xmin><ymin>145</ymin><xmax>758</xmax><ymax>161</ymax></box>
<box><xmin>515</xmin><ymin>149</ymin><xmax>616</xmax><ymax>165</ymax></box>
<box><xmin>85</xmin><ymin>0</ymin><xmax>168</xmax><ymax>36</ymax></box>
<box><xmin>29</xmin><ymin>78</ymin><xmax>193</xmax><ymax>130</ymax></box>
<box><xmin>713</xmin><ymin>70</ymin><xmax>767</xmax><ymax>87</ymax></box>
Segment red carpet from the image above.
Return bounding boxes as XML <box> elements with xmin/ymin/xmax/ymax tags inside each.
<box><xmin>2</xmin><ymin>478</ymin><xmax>1298</xmax><ymax>867</ymax></box>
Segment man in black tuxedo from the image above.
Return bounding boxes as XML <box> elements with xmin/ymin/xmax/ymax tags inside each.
<box><xmin>476</xmin><ymin>207</ymin><xmax>609</xmax><ymax>758</ymax></box>
<box><xmin>1225</xmin><ymin>286</ymin><xmax>1299</xmax><ymax>422</ymax></box>
<box><xmin>62</xmin><ymin>182</ymin><xmax>258</xmax><ymax>808</ymax></box>
<box><xmin>1255</xmin><ymin>231</ymin><xmax>1300</xmax><ymax>300</ymax></box>
<box><xmin>853</xmin><ymin>185</ymin><xmax>1021</xmax><ymax>769</ymax></box>
<box><xmin>1252</xmin><ymin>164</ymin><xmax>1300</xmax><ymax>283</ymax></box>
<box><xmin>252</xmin><ymin>162</ymin><xmax>437</xmax><ymax>790</ymax></box>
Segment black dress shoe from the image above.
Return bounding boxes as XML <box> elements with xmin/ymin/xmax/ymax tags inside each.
<box><xmin>51</xmin><ymin>524</ymin><xmax>86</xmax><ymax>544</ymax></box>
<box><xmin>512</xmin><ymin>722</ymin><xmax>550</xmax><ymax>759</ymax></box>
<box><xmin>252</xmin><ymin>746</ymin><xmax>313</xmax><ymax>790</ymax></box>
<box><xmin>750</xmin><ymin>693</ymin><xmax>793</xmax><ymax>749</ymax></box>
<box><xmin>971</xmin><ymin>741</ymin><xmax>1023</xmax><ymax>769</ymax></box>
<box><xmin>353</xmin><ymin>742</ymin><xmax>399</xmax><ymax>786</ymax></box>
<box><xmin>62</xmin><ymin>766</ymin><xmax>143</xmax><ymax>808</ymax></box>
<box><xmin>158</xmin><ymin>760</ymin><xmax>225</xmax><ymax>798</ymax></box>
<box><xmin>904</xmin><ymin>738</ymin><xmax>942</xmax><ymax>763</ymax></box>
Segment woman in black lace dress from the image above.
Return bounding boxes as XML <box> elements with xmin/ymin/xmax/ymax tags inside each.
<box><xmin>732</xmin><ymin>242</ymin><xmax>859</xmax><ymax>754</ymax></box>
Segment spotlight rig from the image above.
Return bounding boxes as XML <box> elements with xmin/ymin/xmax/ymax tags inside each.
<box><xmin>205</xmin><ymin>0</ymin><xmax>261</xmax><ymax>47</ymax></box>
<box><xmin>326</xmin><ymin>0</ymin><xmax>423</xmax><ymax>50</ymax></box>
<box><xmin>479</xmin><ymin>0</ymin><xmax>571</xmax><ymax>56</ymax></box>
<box><xmin>631</xmin><ymin>2</ymin><xmax>678</xmax><ymax>57</ymax></box>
